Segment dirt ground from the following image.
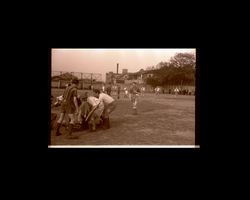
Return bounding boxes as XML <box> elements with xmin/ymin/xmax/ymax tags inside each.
<box><xmin>50</xmin><ymin>88</ymin><xmax>195</xmax><ymax>146</ymax></box>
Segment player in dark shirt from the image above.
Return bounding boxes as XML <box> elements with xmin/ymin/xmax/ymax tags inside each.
<box><xmin>54</xmin><ymin>78</ymin><xmax>79</xmax><ymax>139</ymax></box>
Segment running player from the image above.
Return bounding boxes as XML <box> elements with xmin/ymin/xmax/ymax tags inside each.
<box><xmin>129</xmin><ymin>82</ymin><xmax>140</xmax><ymax>115</ymax></box>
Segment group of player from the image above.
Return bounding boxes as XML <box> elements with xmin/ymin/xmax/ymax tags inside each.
<box><xmin>51</xmin><ymin>79</ymin><xmax>141</xmax><ymax>139</ymax></box>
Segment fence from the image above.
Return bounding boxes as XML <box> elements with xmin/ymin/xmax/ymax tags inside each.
<box><xmin>51</xmin><ymin>71</ymin><xmax>102</xmax><ymax>89</ymax></box>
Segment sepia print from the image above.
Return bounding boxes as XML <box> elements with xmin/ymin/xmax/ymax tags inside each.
<box><xmin>49</xmin><ymin>49</ymin><xmax>197</xmax><ymax>148</ymax></box>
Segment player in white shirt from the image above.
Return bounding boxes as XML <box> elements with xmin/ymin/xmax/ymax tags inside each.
<box><xmin>124</xmin><ymin>87</ymin><xmax>128</xmax><ymax>98</ymax></box>
<box><xmin>78</xmin><ymin>92</ymin><xmax>104</xmax><ymax>132</ymax></box>
<box><xmin>141</xmin><ymin>86</ymin><xmax>145</xmax><ymax>96</ymax></box>
<box><xmin>93</xmin><ymin>89</ymin><xmax>117</xmax><ymax>129</ymax></box>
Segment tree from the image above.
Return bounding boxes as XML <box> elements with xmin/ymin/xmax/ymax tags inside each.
<box><xmin>156</xmin><ymin>62</ymin><xmax>168</xmax><ymax>69</ymax></box>
<box><xmin>146</xmin><ymin>77</ymin><xmax>160</xmax><ymax>88</ymax></box>
<box><xmin>170</xmin><ymin>53</ymin><xmax>195</xmax><ymax>68</ymax></box>
<box><xmin>145</xmin><ymin>52</ymin><xmax>196</xmax><ymax>87</ymax></box>
<box><xmin>146</xmin><ymin>66</ymin><xmax>155</xmax><ymax>71</ymax></box>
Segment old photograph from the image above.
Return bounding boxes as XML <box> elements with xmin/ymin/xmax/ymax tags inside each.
<box><xmin>49</xmin><ymin>48</ymin><xmax>197</xmax><ymax>148</ymax></box>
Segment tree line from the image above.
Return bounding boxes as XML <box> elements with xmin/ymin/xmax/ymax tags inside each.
<box><xmin>145</xmin><ymin>52</ymin><xmax>196</xmax><ymax>88</ymax></box>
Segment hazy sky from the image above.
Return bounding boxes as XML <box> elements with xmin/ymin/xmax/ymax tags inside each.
<box><xmin>52</xmin><ymin>49</ymin><xmax>195</xmax><ymax>82</ymax></box>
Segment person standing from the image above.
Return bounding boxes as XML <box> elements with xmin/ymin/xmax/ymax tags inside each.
<box><xmin>106</xmin><ymin>83</ymin><xmax>112</xmax><ymax>96</ymax></box>
<box><xmin>124</xmin><ymin>87</ymin><xmax>128</xmax><ymax>98</ymax></box>
<box><xmin>141</xmin><ymin>86</ymin><xmax>145</xmax><ymax>96</ymax></box>
<box><xmin>174</xmin><ymin>87</ymin><xmax>179</xmax><ymax>97</ymax></box>
<box><xmin>117</xmin><ymin>85</ymin><xmax>121</xmax><ymax>99</ymax></box>
<box><xmin>102</xmin><ymin>84</ymin><xmax>105</xmax><ymax>93</ymax></box>
<box><xmin>129</xmin><ymin>82</ymin><xmax>140</xmax><ymax>115</ymax></box>
<box><xmin>156</xmin><ymin>87</ymin><xmax>160</xmax><ymax>95</ymax></box>
<box><xmin>54</xmin><ymin>78</ymin><xmax>79</xmax><ymax>139</ymax></box>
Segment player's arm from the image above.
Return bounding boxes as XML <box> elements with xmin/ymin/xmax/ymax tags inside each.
<box><xmin>72</xmin><ymin>89</ymin><xmax>79</xmax><ymax>112</ymax></box>
<box><xmin>84</xmin><ymin>106</ymin><xmax>88</xmax><ymax>118</ymax></box>
<box><xmin>72</xmin><ymin>90</ymin><xmax>78</xmax><ymax>112</ymax></box>
<box><xmin>77</xmin><ymin>104</ymin><xmax>82</xmax><ymax>123</ymax></box>
<box><xmin>73</xmin><ymin>96</ymin><xmax>79</xmax><ymax>113</ymax></box>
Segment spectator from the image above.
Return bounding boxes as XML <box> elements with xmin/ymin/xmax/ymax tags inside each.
<box><xmin>124</xmin><ymin>87</ymin><xmax>129</xmax><ymax>98</ymax></box>
<box><xmin>174</xmin><ymin>87</ymin><xmax>179</xmax><ymax>97</ymax></box>
<box><xmin>117</xmin><ymin>85</ymin><xmax>121</xmax><ymax>99</ymax></box>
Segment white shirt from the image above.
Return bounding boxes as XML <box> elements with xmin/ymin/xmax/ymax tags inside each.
<box><xmin>87</xmin><ymin>96</ymin><xmax>101</xmax><ymax>107</ymax></box>
<box><xmin>57</xmin><ymin>95</ymin><xmax>63</xmax><ymax>101</ymax></box>
<box><xmin>86</xmin><ymin>96</ymin><xmax>104</xmax><ymax>116</ymax></box>
<box><xmin>99</xmin><ymin>92</ymin><xmax>114</xmax><ymax>105</ymax></box>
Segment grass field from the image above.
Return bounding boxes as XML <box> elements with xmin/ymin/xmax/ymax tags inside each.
<box><xmin>50</xmin><ymin>88</ymin><xmax>195</xmax><ymax>146</ymax></box>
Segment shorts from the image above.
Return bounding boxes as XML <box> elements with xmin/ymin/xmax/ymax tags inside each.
<box><xmin>60</xmin><ymin>102</ymin><xmax>76</xmax><ymax>114</ymax></box>
<box><xmin>131</xmin><ymin>95</ymin><xmax>138</xmax><ymax>103</ymax></box>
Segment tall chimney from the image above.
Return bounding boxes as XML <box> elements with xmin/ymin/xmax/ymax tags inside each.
<box><xmin>117</xmin><ymin>63</ymin><xmax>119</xmax><ymax>74</ymax></box>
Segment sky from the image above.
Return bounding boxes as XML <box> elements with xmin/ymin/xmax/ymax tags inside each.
<box><xmin>51</xmin><ymin>49</ymin><xmax>196</xmax><ymax>82</ymax></box>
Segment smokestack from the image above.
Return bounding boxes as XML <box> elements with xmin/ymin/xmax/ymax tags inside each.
<box><xmin>117</xmin><ymin>63</ymin><xmax>119</xmax><ymax>74</ymax></box>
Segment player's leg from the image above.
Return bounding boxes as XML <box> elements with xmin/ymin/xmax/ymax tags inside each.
<box><xmin>107</xmin><ymin>101</ymin><xmax>117</xmax><ymax>115</ymax></box>
<box><xmin>130</xmin><ymin>95</ymin><xmax>136</xmax><ymax>114</ymax></box>
<box><xmin>133</xmin><ymin>97</ymin><xmax>138</xmax><ymax>114</ymax></box>
<box><xmin>68</xmin><ymin>113</ymin><xmax>75</xmax><ymax>131</ymax></box>
<box><xmin>104</xmin><ymin>101</ymin><xmax>115</xmax><ymax>128</ymax></box>
<box><xmin>51</xmin><ymin>113</ymin><xmax>57</xmax><ymax>129</ymax></box>
<box><xmin>88</xmin><ymin>116</ymin><xmax>96</xmax><ymax>132</ymax></box>
<box><xmin>55</xmin><ymin>102</ymin><xmax>68</xmax><ymax>136</ymax></box>
<box><xmin>101</xmin><ymin>107</ymin><xmax>110</xmax><ymax>129</ymax></box>
<box><xmin>102</xmin><ymin>117</ymin><xmax>110</xmax><ymax>129</ymax></box>
<box><xmin>64</xmin><ymin>103</ymin><xmax>78</xmax><ymax>139</ymax></box>
<box><xmin>131</xmin><ymin>96</ymin><xmax>137</xmax><ymax>109</ymax></box>
<box><xmin>65</xmin><ymin>113</ymin><xmax>78</xmax><ymax>139</ymax></box>
<box><xmin>105</xmin><ymin>117</ymin><xmax>110</xmax><ymax>129</ymax></box>
<box><xmin>55</xmin><ymin>112</ymin><xmax>65</xmax><ymax>136</ymax></box>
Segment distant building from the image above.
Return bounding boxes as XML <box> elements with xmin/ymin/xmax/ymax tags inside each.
<box><xmin>106</xmin><ymin>68</ymin><xmax>153</xmax><ymax>85</ymax></box>
<box><xmin>122</xmin><ymin>69</ymin><xmax>128</xmax><ymax>74</ymax></box>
